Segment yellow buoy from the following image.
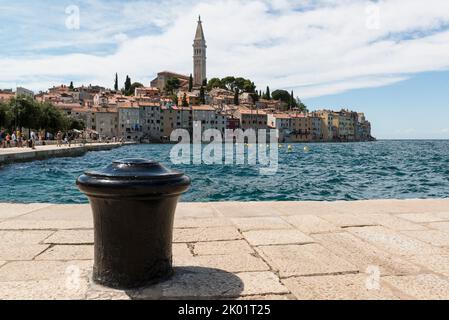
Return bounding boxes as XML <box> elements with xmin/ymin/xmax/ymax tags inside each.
<box><xmin>304</xmin><ymin>146</ymin><xmax>310</xmax><ymax>152</ymax></box>
<box><xmin>288</xmin><ymin>145</ymin><xmax>293</xmax><ymax>151</ymax></box>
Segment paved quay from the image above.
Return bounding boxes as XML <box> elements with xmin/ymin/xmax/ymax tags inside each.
<box><xmin>0</xmin><ymin>142</ymin><xmax>134</xmax><ymax>165</ymax></box>
<box><xmin>1</xmin><ymin>199</ymin><xmax>449</xmax><ymax>300</ymax></box>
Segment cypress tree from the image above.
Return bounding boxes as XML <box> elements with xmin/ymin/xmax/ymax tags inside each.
<box><xmin>234</xmin><ymin>88</ymin><xmax>240</xmax><ymax>106</ymax></box>
<box><xmin>266</xmin><ymin>86</ymin><xmax>271</xmax><ymax>100</ymax></box>
<box><xmin>69</xmin><ymin>81</ymin><xmax>74</xmax><ymax>90</ymax></box>
<box><xmin>114</xmin><ymin>73</ymin><xmax>119</xmax><ymax>91</ymax></box>
<box><xmin>124</xmin><ymin>76</ymin><xmax>132</xmax><ymax>94</ymax></box>
<box><xmin>199</xmin><ymin>86</ymin><xmax>206</xmax><ymax>105</ymax></box>
<box><xmin>188</xmin><ymin>74</ymin><xmax>193</xmax><ymax>92</ymax></box>
<box><xmin>290</xmin><ymin>90</ymin><xmax>295</xmax><ymax>109</ymax></box>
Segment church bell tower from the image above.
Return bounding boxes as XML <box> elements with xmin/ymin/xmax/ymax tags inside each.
<box><xmin>193</xmin><ymin>16</ymin><xmax>207</xmax><ymax>87</ymax></box>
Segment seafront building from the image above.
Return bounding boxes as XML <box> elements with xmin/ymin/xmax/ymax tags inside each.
<box><xmin>0</xmin><ymin>17</ymin><xmax>373</xmax><ymax>143</ymax></box>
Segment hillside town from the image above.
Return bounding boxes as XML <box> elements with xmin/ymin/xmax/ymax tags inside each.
<box><xmin>0</xmin><ymin>17</ymin><xmax>374</xmax><ymax>144</ymax></box>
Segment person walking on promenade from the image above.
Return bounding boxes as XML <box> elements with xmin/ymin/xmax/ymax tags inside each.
<box><xmin>17</xmin><ymin>130</ymin><xmax>23</xmax><ymax>148</ymax></box>
<box><xmin>5</xmin><ymin>133</ymin><xmax>11</xmax><ymax>148</ymax></box>
<box><xmin>30</xmin><ymin>130</ymin><xmax>36</xmax><ymax>150</ymax></box>
<box><xmin>11</xmin><ymin>131</ymin><xmax>16</xmax><ymax>147</ymax></box>
<box><xmin>67</xmin><ymin>131</ymin><xmax>72</xmax><ymax>147</ymax></box>
<box><xmin>56</xmin><ymin>131</ymin><xmax>62</xmax><ymax>147</ymax></box>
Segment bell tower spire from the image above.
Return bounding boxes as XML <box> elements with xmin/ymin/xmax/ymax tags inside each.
<box><xmin>193</xmin><ymin>15</ymin><xmax>207</xmax><ymax>87</ymax></box>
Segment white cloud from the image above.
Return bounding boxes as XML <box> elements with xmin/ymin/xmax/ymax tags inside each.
<box><xmin>2</xmin><ymin>0</ymin><xmax>449</xmax><ymax>98</ymax></box>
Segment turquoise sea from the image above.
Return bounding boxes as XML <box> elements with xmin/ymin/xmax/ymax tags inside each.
<box><xmin>0</xmin><ymin>141</ymin><xmax>448</xmax><ymax>204</ymax></box>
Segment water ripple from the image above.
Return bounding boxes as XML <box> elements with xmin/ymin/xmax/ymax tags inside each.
<box><xmin>1</xmin><ymin>140</ymin><xmax>449</xmax><ymax>203</ymax></box>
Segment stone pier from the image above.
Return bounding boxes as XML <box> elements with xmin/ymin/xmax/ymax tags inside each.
<box><xmin>1</xmin><ymin>199</ymin><xmax>449</xmax><ymax>299</ymax></box>
<box><xmin>0</xmin><ymin>142</ymin><xmax>134</xmax><ymax>165</ymax></box>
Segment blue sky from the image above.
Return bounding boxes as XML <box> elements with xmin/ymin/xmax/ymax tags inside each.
<box><xmin>305</xmin><ymin>71</ymin><xmax>449</xmax><ymax>139</ymax></box>
<box><xmin>1</xmin><ymin>0</ymin><xmax>449</xmax><ymax>139</ymax></box>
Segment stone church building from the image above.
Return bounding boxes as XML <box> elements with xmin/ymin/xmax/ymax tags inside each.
<box><xmin>151</xmin><ymin>17</ymin><xmax>207</xmax><ymax>91</ymax></box>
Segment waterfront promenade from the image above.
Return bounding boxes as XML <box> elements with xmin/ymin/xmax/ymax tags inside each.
<box><xmin>1</xmin><ymin>199</ymin><xmax>449</xmax><ymax>300</ymax></box>
<box><xmin>0</xmin><ymin>142</ymin><xmax>134</xmax><ymax>165</ymax></box>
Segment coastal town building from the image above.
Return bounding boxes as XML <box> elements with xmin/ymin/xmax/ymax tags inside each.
<box><xmin>95</xmin><ymin>108</ymin><xmax>118</xmax><ymax>139</ymax></box>
<box><xmin>192</xmin><ymin>105</ymin><xmax>226</xmax><ymax>135</ymax></box>
<box><xmin>16</xmin><ymin>87</ymin><xmax>34</xmax><ymax>98</ymax></box>
<box><xmin>0</xmin><ymin>17</ymin><xmax>374</xmax><ymax>144</ymax></box>
<box><xmin>135</xmin><ymin>87</ymin><xmax>160</xmax><ymax>101</ymax></box>
<box><xmin>310</xmin><ymin>115</ymin><xmax>323</xmax><ymax>141</ymax></box>
<box><xmin>150</xmin><ymin>71</ymin><xmax>190</xmax><ymax>92</ymax></box>
<box><xmin>0</xmin><ymin>89</ymin><xmax>15</xmax><ymax>102</ymax></box>
<box><xmin>118</xmin><ymin>104</ymin><xmax>141</xmax><ymax>141</ymax></box>
<box><xmin>236</xmin><ymin>108</ymin><xmax>268</xmax><ymax>131</ymax></box>
<box><xmin>139</xmin><ymin>102</ymin><xmax>162</xmax><ymax>141</ymax></box>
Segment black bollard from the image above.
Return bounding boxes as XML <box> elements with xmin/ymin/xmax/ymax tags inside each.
<box><xmin>76</xmin><ymin>159</ymin><xmax>191</xmax><ymax>289</ymax></box>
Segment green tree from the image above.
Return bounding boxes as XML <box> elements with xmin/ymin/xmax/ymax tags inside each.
<box><xmin>234</xmin><ymin>88</ymin><xmax>240</xmax><ymax>106</ymax></box>
<box><xmin>188</xmin><ymin>74</ymin><xmax>193</xmax><ymax>92</ymax></box>
<box><xmin>222</xmin><ymin>76</ymin><xmax>236</xmax><ymax>91</ymax></box>
<box><xmin>263</xmin><ymin>86</ymin><xmax>271</xmax><ymax>100</ymax></box>
<box><xmin>126</xmin><ymin>82</ymin><xmax>144</xmax><ymax>96</ymax></box>
<box><xmin>207</xmin><ymin>78</ymin><xmax>223</xmax><ymax>91</ymax></box>
<box><xmin>66</xmin><ymin>118</ymin><xmax>84</xmax><ymax>131</ymax></box>
<box><xmin>242</xmin><ymin>80</ymin><xmax>256</xmax><ymax>93</ymax></box>
<box><xmin>114</xmin><ymin>73</ymin><xmax>119</xmax><ymax>91</ymax></box>
<box><xmin>69</xmin><ymin>81</ymin><xmax>74</xmax><ymax>90</ymax></box>
<box><xmin>272</xmin><ymin>90</ymin><xmax>291</xmax><ymax>103</ymax></box>
<box><xmin>0</xmin><ymin>102</ymin><xmax>13</xmax><ymax>128</ymax></box>
<box><xmin>249</xmin><ymin>92</ymin><xmax>259</xmax><ymax>105</ymax></box>
<box><xmin>290</xmin><ymin>91</ymin><xmax>295</xmax><ymax>109</ymax></box>
<box><xmin>38</xmin><ymin>102</ymin><xmax>63</xmax><ymax>134</ymax></box>
<box><xmin>10</xmin><ymin>96</ymin><xmax>41</xmax><ymax>135</ymax></box>
<box><xmin>165</xmin><ymin>77</ymin><xmax>181</xmax><ymax>94</ymax></box>
<box><xmin>182</xmin><ymin>93</ymin><xmax>189</xmax><ymax>107</ymax></box>
<box><xmin>124</xmin><ymin>75</ymin><xmax>132</xmax><ymax>94</ymax></box>
<box><xmin>298</xmin><ymin>102</ymin><xmax>308</xmax><ymax>113</ymax></box>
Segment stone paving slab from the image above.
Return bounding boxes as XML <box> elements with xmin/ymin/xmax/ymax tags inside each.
<box><xmin>35</xmin><ymin>245</ymin><xmax>94</xmax><ymax>261</ymax></box>
<box><xmin>256</xmin><ymin>244</ymin><xmax>359</xmax><ymax>278</ymax></box>
<box><xmin>401</xmin><ymin>230</ymin><xmax>449</xmax><ymax>247</ymax></box>
<box><xmin>173</xmin><ymin>226</ymin><xmax>243</xmax><ymax>243</ymax></box>
<box><xmin>311</xmin><ymin>232</ymin><xmax>421</xmax><ymax>276</ymax></box>
<box><xmin>231</xmin><ymin>217</ymin><xmax>293</xmax><ymax>231</ymax></box>
<box><xmin>193</xmin><ymin>240</ymin><xmax>255</xmax><ymax>256</ymax></box>
<box><xmin>282</xmin><ymin>274</ymin><xmax>400</xmax><ymax>300</ymax></box>
<box><xmin>0</xmin><ymin>203</ymin><xmax>52</xmax><ymax>221</ymax></box>
<box><xmin>281</xmin><ymin>215</ymin><xmax>340</xmax><ymax>234</ymax></box>
<box><xmin>397</xmin><ymin>213</ymin><xmax>448</xmax><ymax>223</ymax></box>
<box><xmin>1</xmin><ymin>200</ymin><xmax>449</xmax><ymax>300</ymax></box>
<box><xmin>175</xmin><ymin>254</ymin><xmax>270</xmax><ymax>273</ymax></box>
<box><xmin>383</xmin><ymin>274</ymin><xmax>449</xmax><ymax>300</ymax></box>
<box><xmin>44</xmin><ymin>230</ymin><xmax>94</xmax><ymax>245</ymax></box>
<box><xmin>243</xmin><ymin>229</ymin><xmax>314</xmax><ymax>246</ymax></box>
<box><xmin>347</xmin><ymin>226</ymin><xmax>447</xmax><ymax>256</ymax></box>
<box><xmin>427</xmin><ymin>222</ymin><xmax>449</xmax><ymax>233</ymax></box>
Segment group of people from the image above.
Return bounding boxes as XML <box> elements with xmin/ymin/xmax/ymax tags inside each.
<box><xmin>1</xmin><ymin>128</ymin><xmax>127</xmax><ymax>150</ymax></box>
<box><xmin>0</xmin><ymin>129</ymin><xmax>30</xmax><ymax>149</ymax></box>
<box><xmin>0</xmin><ymin>128</ymin><xmax>69</xmax><ymax>150</ymax></box>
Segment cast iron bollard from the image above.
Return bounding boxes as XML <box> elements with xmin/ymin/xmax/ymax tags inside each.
<box><xmin>76</xmin><ymin>159</ymin><xmax>191</xmax><ymax>289</ymax></box>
